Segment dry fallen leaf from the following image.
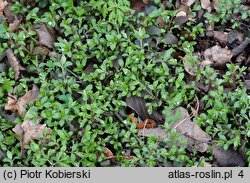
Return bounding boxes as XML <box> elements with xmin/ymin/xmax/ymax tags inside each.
<box><xmin>126</xmin><ymin>96</ymin><xmax>149</xmax><ymax>121</ymax></box>
<box><xmin>103</xmin><ymin>147</ymin><xmax>116</xmax><ymax>159</ymax></box>
<box><xmin>5</xmin><ymin>85</ymin><xmax>39</xmax><ymax>115</ymax></box>
<box><xmin>8</xmin><ymin>19</ymin><xmax>20</xmax><ymax>33</ymax></box>
<box><xmin>35</xmin><ymin>23</ymin><xmax>55</xmax><ymax>49</ymax></box>
<box><xmin>0</xmin><ymin>0</ymin><xmax>8</xmax><ymax>16</ymax></box>
<box><xmin>204</xmin><ymin>45</ymin><xmax>233</xmax><ymax>67</ymax></box>
<box><xmin>181</xmin><ymin>0</ymin><xmax>196</xmax><ymax>6</ymax></box>
<box><xmin>174</xmin><ymin>16</ymin><xmax>189</xmax><ymax>25</ymax></box>
<box><xmin>138</xmin><ymin>127</ymin><xmax>167</xmax><ymax>139</ymax></box>
<box><xmin>6</xmin><ymin>48</ymin><xmax>26</xmax><ymax>80</ymax></box>
<box><xmin>13</xmin><ymin>111</ymin><xmax>50</xmax><ymax>154</ymax></box>
<box><xmin>129</xmin><ymin>114</ymin><xmax>156</xmax><ymax>129</ymax></box>
<box><xmin>212</xmin><ymin>143</ymin><xmax>245</xmax><ymax>167</ymax></box>
<box><xmin>169</xmin><ymin>107</ymin><xmax>211</xmax><ymax>152</ymax></box>
<box><xmin>138</xmin><ymin>107</ymin><xmax>211</xmax><ymax>152</ymax></box>
<box><xmin>213</xmin><ymin>31</ymin><xmax>228</xmax><ymax>45</ymax></box>
<box><xmin>201</xmin><ymin>0</ymin><xmax>212</xmax><ymax>12</ymax></box>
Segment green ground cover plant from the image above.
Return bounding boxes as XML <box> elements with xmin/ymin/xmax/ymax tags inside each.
<box><xmin>0</xmin><ymin>0</ymin><xmax>249</xmax><ymax>167</ymax></box>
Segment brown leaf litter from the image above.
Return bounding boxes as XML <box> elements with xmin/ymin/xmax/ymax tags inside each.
<box><xmin>0</xmin><ymin>0</ymin><xmax>7</xmax><ymax>16</ymax></box>
<box><xmin>6</xmin><ymin>48</ymin><xmax>26</xmax><ymax>80</ymax></box>
<box><xmin>138</xmin><ymin>107</ymin><xmax>212</xmax><ymax>152</ymax></box>
<box><xmin>13</xmin><ymin>111</ymin><xmax>51</xmax><ymax>155</ymax></box>
<box><xmin>34</xmin><ymin>23</ymin><xmax>55</xmax><ymax>49</ymax></box>
<box><xmin>212</xmin><ymin>142</ymin><xmax>245</xmax><ymax>167</ymax></box>
<box><xmin>203</xmin><ymin>45</ymin><xmax>233</xmax><ymax>67</ymax></box>
<box><xmin>5</xmin><ymin>85</ymin><xmax>40</xmax><ymax>115</ymax></box>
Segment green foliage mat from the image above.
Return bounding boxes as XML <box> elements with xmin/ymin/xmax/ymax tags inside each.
<box><xmin>0</xmin><ymin>0</ymin><xmax>249</xmax><ymax>167</ymax></box>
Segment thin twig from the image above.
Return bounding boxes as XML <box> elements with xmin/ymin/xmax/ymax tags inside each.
<box><xmin>142</xmin><ymin>118</ymin><xmax>148</xmax><ymax>139</ymax></box>
<box><xmin>15</xmin><ymin>16</ymin><xmax>39</xmax><ymax>44</ymax></box>
<box><xmin>66</xmin><ymin>68</ymin><xmax>85</xmax><ymax>84</ymax></box>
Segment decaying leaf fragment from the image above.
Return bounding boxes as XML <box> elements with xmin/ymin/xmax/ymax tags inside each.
<box><xmin>204</xmin><ymin>45</ymin><xmax>233</xmax><ymax>67</ymax></box>
<box><xmin>35</xmin><ymin>23</ymin><xmax>55</xmax><ymax>49</ymax></box>
<box><xmin>138</xmin><ymin>107</ymin><xmax>211</xmax><ymax>152</ymax></box>
<box><xmin>0</xmin><ymin>0</ymin><xmax>8</xmax><ymax>16</ymax></box>
<box><xmin>168</xmin><ymin>107</ymin><xmax>211</xmax><ymax>152</ymax></box>
<box><xmin>8</xmin><ymin>19</ymin><xmax>20</xmax><ymax>33</ymax></box>
<box><xmin>129</xmin><ymin>114</ymin><xmax>156</xmax><ymax>129</ymax></box>
<box><xmin>201</xmin><ymin>0</ymin><xmax>212</xmax><ymax>12</ymax></box>
<box><xmin>212</xmin><ymin>143</ymin><xmax>245</xmax><ymax>167</ymax></box>
<box><xmin>181</xmin><ymin>0</ymin><xmax>196</xmax><ymax>7</ymax></box>
<box><xmin>13</xmin><ymin>112</ymin><xmax>50</xmax><ymax>153</ymax></box>
<box><xmin>6</xmin><ymin>48</ymin><xmax>26</xmax><ymax>80</ymax></box>
<box><xmin>103</xmin><ymin>147</ymin><xmax>116</xmax><ymax>159</ymax></box>
<box><xmin>5</xmin><ymin>85</ymin><xmax>39</xmax><ymax>115</ymax></box>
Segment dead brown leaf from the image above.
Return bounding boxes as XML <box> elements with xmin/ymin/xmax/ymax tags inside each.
<box><xmin>228</xmin><ymin>30</ymin><xmax>244</xmax><ymax>44</ymax></box>
<box><xmin>6</xmin><ymin>48</ymin><xmax>26</xmax><ymax>80</ymax></box>
<box><xmin>169</xmin><ymin>107</ymin><xmax>211</xmax><ymax>152</ymax></box>
<box><xmin>212</xmin><ymin>143</ymin><xmax>245</xmax><ymax>167</ymax></box>
<box><xmin>204</xmin><ymin>45</ymin><xmax>233</xmax><ymax>67</ymax></box>
<box><xmin>8</xmin><ymin>19</ymin><xmax>20</xmax><ymax>33</ymax></box>
<box><xmin>157</xmin><ymin>15</ymin><xmax>165</xmax><ymax>27</ymax></box>
<box><xmin>201</xmin><ymin>60</ymin><xmax>213</xmax><ymax>67</ymax></box>
<box><xmin>181</xmin><ymin>0</ymin><xmax>196</xmax><ymax>6</ymax></box>
<box><xmin>213</xmin><ymin>31</ymin><xmax>228</xmax><ymax>45</ymax></box>
<box><xmin>5</xmin><ymin>85</ymin><xmax>39</xmax><ymax>115</ymax></box>
<box><xmin>0</xmin><ymin>0</ymin><xmax>7</xmax><ymax>16</ymax></box>
<box><xmin>103</xmin><ymin>147</ymin><xmax>116</xmax><ymax>159</ymax></box>
<box><xmin>35</xmin><ymin>23</ymin><xmax>55</xmax><ymax>49</ymax></box>
<box><xmin>126</xmin><ymin>96</ymin><xmax>149</xmax><ymax>121</ymax></box>
<box><xmin>201</xmin><ymin>0</ymin><xmax>212</xmax><ymax>12</ymax></box>
<box><xmin>174</xmin><ymin>16</ymin><xmax>188</xmax><ymax>25</ymax></box>
<box><xmin>131</xmin><ymin>0</ymin><xmax>146</xmax><ymax>13</ymax></box>
<box><xmin>138</xmin><ymin>127</ymin><xmax>167</xmax><ymax>139</ymax></box>
<box><xmin>13</xmin><ymin>111</ymin><xmax>50</xmax><ymax>154</ymax></box>
<box><xmin>138</xmin><ymin>107</ymin><xmax>211</xmax><ymax>152</ymax></box>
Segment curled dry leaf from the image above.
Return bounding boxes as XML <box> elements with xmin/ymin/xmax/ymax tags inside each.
<box><xmin>35</xmin><ymin>23</ymin><xmax>55</xmax><ymax>49</ymax></box>
<box><xmin>5</xmin><ymin>85</ymin><xmax>39</xmax><ymax>115</ymax></box>
<box><xmin>6</xmin><ymin>48</ymin><xmax>26</xmax><ymax>80</ymax></box>
<box><xmin>157</xmin><ymin>15</ymin><xmax>165</xmax><ymax>27</ymax></box>
<box><xmin>131</xmin><ymin>0</ymin><xmax>146</xmax><ymax>13</ymax></box>
<box><xmin>129</xmin><ymin>114</ymin><xmax>157</xmax><ymax>129</ymax></box>
<box><xmin>103</xmin><ymin>147</ymin><xmax>116</xmax><ymax>159</ymax></box>
<box><xmin>204</xmin><ymin>45</ymin><xmax>233</xmax><ymax>67</ymax></box>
